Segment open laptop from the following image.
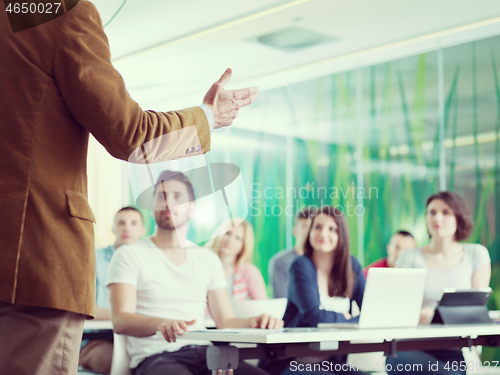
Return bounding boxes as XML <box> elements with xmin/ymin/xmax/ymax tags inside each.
<box><xmin>318</xmin><ymin>268</ymin><xmax>426</xmax><ymax>329</ymax></box>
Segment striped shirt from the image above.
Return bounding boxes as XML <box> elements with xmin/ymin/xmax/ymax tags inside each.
<box><xmin>228</xmin><ymin>263</ymin><xmax>268</xmax><ymax>301</ymax></box>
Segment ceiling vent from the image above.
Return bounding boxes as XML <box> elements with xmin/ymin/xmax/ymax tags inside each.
<box><xmin>248</xmin><ymin>26</ymin><xmax>338</xmax><ymax>53</ymax></box>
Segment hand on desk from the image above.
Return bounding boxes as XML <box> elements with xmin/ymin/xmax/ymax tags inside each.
<box><xmin>156</xmin><ymin>319</ymin><xmax>196</xmax><ymax>343</ymax></box>
<box><xmin>249</xmin><ymin>313</ymin><xmax>284</xmax><ymax>330</ymax></box>
<box><xmin>419</xmin><ymin>307</ymin><xmax>434</xmax><ymax>324</ymax></box>
<box><xmin>203</xmin><ymin>68</ymin><xmax>259</xmax><ymax>129</ymax></box>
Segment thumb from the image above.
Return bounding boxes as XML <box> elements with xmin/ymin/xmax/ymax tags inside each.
<box><xmin>215</xmin><ymin>68</ymin><xmax>232</xmax><ymax>89</ymax></box>
<box><xmin>186</xmin><ymin>319</ymin><xmax>197</xmax><ymax>325</ymax></box>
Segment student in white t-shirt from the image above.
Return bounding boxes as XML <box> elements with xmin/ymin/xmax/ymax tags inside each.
<box><xmin>107</xmin><ymin>170</ymin><xmax>283</xmax><ymax>375</ymax></box>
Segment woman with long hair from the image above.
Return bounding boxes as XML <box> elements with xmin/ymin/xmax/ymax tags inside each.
<box><xmin>284</xmin><ymin>206</ymin><xmax>365</xmax><ymax>327</ymax></box>
<box><xmin>208</xmin><ymin>220</ymin><xmax>268</xmax><ymax>301</ymax></box>
<box><xmin>388</xmin><ymin>191</ymin><xmax>491</xmax><ymax>375</ymax></box>
<box><xmin>261</xmin><ymin>206</ymin><xmax>365</xmax><ymax>375</ymax></box>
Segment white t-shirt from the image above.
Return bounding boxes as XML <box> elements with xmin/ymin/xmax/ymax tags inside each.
<box><xmin>319</xmin><ymin>294</ymin><xmax>350</xmax><ymax>314</ymax></box>
<box><xmin>396</xmin><ymin>243</ymin><xmax>491</xmax><ymax>309</ymax></box>
<box><xmin>107</xmin><ymin>237</ymin><xmax>227</xmax><ymax>369</ymax></box>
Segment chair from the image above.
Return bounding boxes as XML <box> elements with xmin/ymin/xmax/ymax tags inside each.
<box><xmin>110</xmin><ymin>333</ymin><xmax>132</xmax><ymax>375</ymax></box>
<box><xmin>231</xmin><ymin>298</ymin><xmax>287</xmax><ymax>319</ymax></box>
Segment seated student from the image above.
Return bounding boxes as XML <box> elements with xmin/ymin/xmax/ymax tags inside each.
<box><xmin>285</xmin><ymin>205</ymin><xmax>365</xmax><ymax>327</ymax></box>
<box><xmin>363</xmin><ymin>230</ymin><xmax>415</xmax><ymax>278</ymax></box>
<box><xmin>262</xmin><ymin>206</ymin><xmax>366</xmax><ymax>375</ymax></box>
<box><xmin>268</xmin><ymin>207</ymin><xmax>313</xmax><ymax>298</ymax></box>
<box><xmin>388</xmin><ymin>191</ymin><xmax>491</xmax><ymax>375</ymax></box>
<box><xmin>208</xmin><ymin>220</ymin><xmax>268</xmax><ymax>300</ymax></box>
<box><xmin>79</xmin><ymin>206</ymin><xmax>145</xmax><ymax>375</ymax></box>
<box><xmin>107</xmin><ymin>170</ymin><xmax>282</xmax><ymax>375</ymax></box>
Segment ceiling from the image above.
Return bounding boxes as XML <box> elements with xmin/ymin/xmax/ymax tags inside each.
<box><xmin>92</xmin><ymin>0</ymin><xmax>500</xmax><ymax>102</ymax></box>
<box><xmin>90</xmin><ymin>0</ymin><xmax>500</xmax><ymax>142</ymax></box>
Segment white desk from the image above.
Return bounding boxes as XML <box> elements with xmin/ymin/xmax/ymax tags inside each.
<box><xmin>179</xmin><ymin>325</ymin><xmax>500</xmax><ymax>373</ymax></box>
<box><xmin>180</xmin><ymin>325</ymin><xmax>500</xmax><ymax>344</ymax></box>
<box><xmin>81</xmin><ymin>321</ymin><xmax>500</xmax><ymax>372</ymax></box>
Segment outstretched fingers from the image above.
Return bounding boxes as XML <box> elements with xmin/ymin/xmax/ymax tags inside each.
<box><xmin>230</xmin><ymin>87</ymin><xmax>259</xmax><ymax>108</ymax></box>
<box><xmin>231</xmin><ymin>86</ymin><xmax>259</xmax><ymax>100</ymax></box>
<box><xmin>204</xmin><ymin>69</ymin><xmax>260</xmax><ymax>128</ymax></box>
<box><xmin>235</xmin><ymin>94</ymin><xmax>256</xmax><ymax>109</ymax></box>
<box><xmin>215</xmin><ymin>68</ymin><xmax>233</xmax><ymax>89</ymax></box>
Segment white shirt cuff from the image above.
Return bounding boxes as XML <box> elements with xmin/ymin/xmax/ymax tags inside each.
<box><xmin>199</xmin><ymin>104</ymin><xmax>215</xmax><ymax>134</ymax></box>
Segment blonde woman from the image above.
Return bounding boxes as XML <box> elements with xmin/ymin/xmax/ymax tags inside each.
<box><xmin>208</xmin><ymin>221</ymin><xmax>268</xmax><ymax>301</ymax></box>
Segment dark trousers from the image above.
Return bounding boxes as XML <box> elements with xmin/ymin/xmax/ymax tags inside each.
<box><xmin>133</xmin><ymin>345</ymin><xmax>270</xmax><ymax>375</ymax></box>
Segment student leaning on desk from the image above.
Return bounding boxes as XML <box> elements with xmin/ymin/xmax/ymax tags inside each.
<box><xmin>261</xmin><ymin>205</ymin><xmax>367</xmax><ymax>375</ymax></box>
<box><xmin>388</xmin><ymin>191</ymin><xmax>491</xmax><ymax>375</ymax></box>
<box><xmin>107</xmin><ymin>170</ymin><xmax>283</xmax><ymax>375</ymax></box>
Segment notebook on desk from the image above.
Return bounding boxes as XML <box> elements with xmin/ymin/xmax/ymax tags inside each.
<box><xmin>318</xmin><ymin>268</ymin><xmax>426</xmax><ymax>329</ymax></box>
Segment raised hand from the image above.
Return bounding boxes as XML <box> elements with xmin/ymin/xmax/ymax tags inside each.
<box><xmin>203</xmin><ymin>68</ymin><xmax>259</xmax><ymax>129</ymax></box>
<box><xmin>156</xmin><ymin>319</ymin><xmax>196</xmax><ymax>342</ymax></box>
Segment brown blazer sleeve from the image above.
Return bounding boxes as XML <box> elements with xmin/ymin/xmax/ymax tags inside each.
<box><xmin>53</xmin><ymin>2</ymin><xmax>210</xmax><ymax>161</ymax></box>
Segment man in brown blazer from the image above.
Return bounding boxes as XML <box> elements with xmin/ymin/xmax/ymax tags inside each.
<box><xmin>0</xmin><ymin>1</ymin><xmax>258</xmax><ymax>374</ymax></box>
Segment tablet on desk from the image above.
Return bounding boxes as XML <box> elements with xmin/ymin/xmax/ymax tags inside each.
<box><xmin>439</xmin><ymin>288</ymin><xmax>492</xmax><ymax>305</ymax></box>
<box><xmin>431</xmin><ymin>288</ymin><xmax>494</xmax><ymax>325</ymax></box>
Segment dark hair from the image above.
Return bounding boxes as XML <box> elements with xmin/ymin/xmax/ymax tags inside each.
<box><xmin>426</xmin><ymin>191</ymin><xmax>474</xmax><ymax>241</ymax></box>
<box><xmin>296</xmin><ymin>206</ymin><xmax>315</xmax><ymax>220</ymax></box>
<box><xmin>115</xmin><ymin>206</ymin><xmax>143</xmax><ymax>223</ymax></box>
<box><xmin>395</xmin><ymin>230</ymin><xmax>414</xmax><ymax>239</ymax></box>
<box><xmin>303</xmin><ymin>206</ymin><xmax>355</xmax><ymax>298</ymax></box>
<box><xmin>154</xmin><ymin>170</ymin><xmax>195</xmax><ymax>202</ymax></box>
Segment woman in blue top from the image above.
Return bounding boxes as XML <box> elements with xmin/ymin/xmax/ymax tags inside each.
<box><xmin>284</xmin><ymin>206</ymin><xmax>365</xmax><ymax>328</ymax></box>
<box><xmin>261</xmin><ymin>206</ymin><xmax>366</xmax><ymax>375</ymax></box>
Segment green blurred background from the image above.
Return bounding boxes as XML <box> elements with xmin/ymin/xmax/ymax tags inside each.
<box><xmin>124</xmin><ymin>34</ymin><xmax>500</xmax><ymax>359</ymax></box>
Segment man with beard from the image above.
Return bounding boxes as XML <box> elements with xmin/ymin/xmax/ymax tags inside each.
<box><xmin>107</xmin><ymin>170</ymin><xmax>282</xmax><ymax>375</ymax></box>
